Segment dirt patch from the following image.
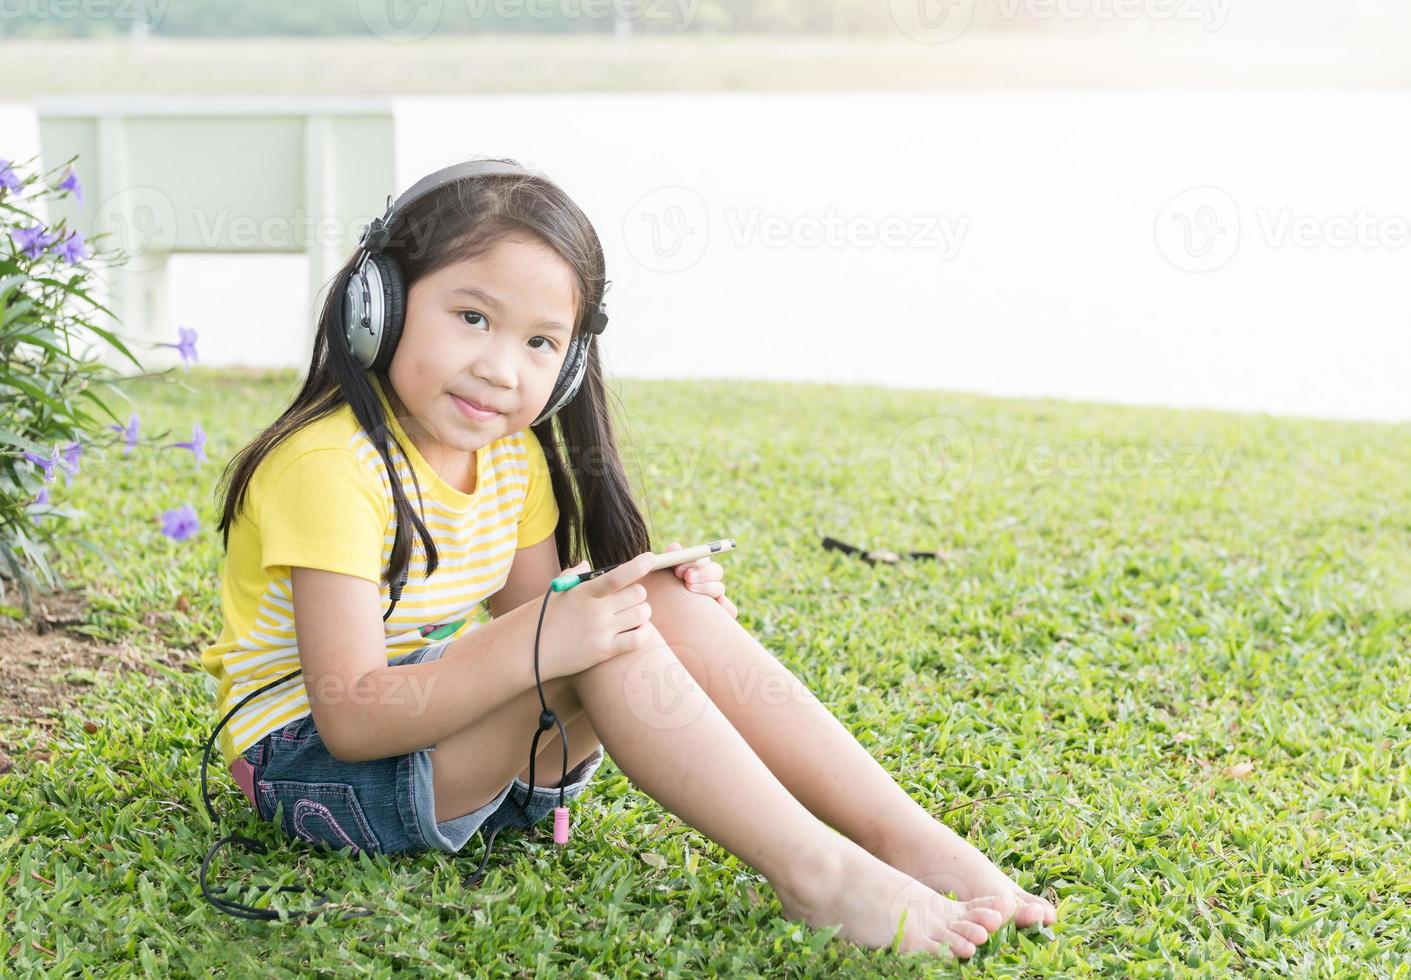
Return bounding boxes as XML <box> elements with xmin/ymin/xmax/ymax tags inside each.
<box><xmin>0</xmin><ymin>586</ymin><xmax>189</xmax><ymax>773</ymax></box>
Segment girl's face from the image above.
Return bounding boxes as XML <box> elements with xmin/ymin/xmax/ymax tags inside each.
<box><xmin>384</xmin><ymin>234</ymin><xmax>579</xmax><ymax>475</ymax></box>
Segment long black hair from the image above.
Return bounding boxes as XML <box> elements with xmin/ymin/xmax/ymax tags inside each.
<box><xmin>214</xmin><ymin>157</ymin><xmax>651</xmax><ymax>597</ymax></box>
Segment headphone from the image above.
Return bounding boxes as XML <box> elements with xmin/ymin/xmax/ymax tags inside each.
<box><xmin>340</xmin><ymin>159</ymin><xmax>610</xmax><ymax>428</ymax></box>
<box><xmin>199</xmin><ymin>160</ymin><xmax>604</xmax><ymax>921</ymax></box>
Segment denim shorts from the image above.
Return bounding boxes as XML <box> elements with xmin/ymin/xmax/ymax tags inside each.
<box><xmin>235</xmin><ymin>638</ymin><xmax>606</xmax><ymax>856</ymax></box>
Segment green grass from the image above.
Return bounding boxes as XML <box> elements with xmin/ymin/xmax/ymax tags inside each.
<box><xmin>3</xmin><ymin>367</ymin><xmax>1409</xmax><ymax>975</ymax></box>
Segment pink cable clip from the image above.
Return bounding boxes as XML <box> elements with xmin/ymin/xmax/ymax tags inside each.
<box><xmin>553</xmin><ymin>806</ymin><xmax>570</xmax><ymax>844</ymax></box>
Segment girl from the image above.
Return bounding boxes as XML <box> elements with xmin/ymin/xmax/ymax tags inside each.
<box><xmin>201</xmin><ymin>157</ymin><xmax>1056</xmax><ymax>957</ymax></box>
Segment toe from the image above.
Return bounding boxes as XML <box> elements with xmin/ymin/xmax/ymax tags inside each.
<box><xmin>1013</xmin><ymin>890</ymin><xmax>1057</xmax><ymax>927</ymax></box>
<box><xmin>949</xmin><ymin>918</ymin><xmax>991</xmax><ymax>946</ymax></box>
<box><xmin>965</xmin><ymin>892</ymin><xmax>1018</xmax><ymax>924</ymax></box>
<box><xmin>1012</xmin><ymin>902</ymin><xmax>1046</xmax><ymax>928</ymax></box>
<box><xmin>963</xmin><ymin>906</ymin><xmax>1005</xmax><ymax>932</ymax></box>
<box><xmin>937</xmin><ymin>930</ymin><xmax>978</xmax><ymax>959</ymax></box>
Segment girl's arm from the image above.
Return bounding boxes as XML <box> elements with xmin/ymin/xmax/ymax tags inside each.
<box><xmin>487</xmin><ymin>534</ymin><xmax>563</xmax><ymax>619</ymax></box>
<box><xmin>293</xmin><ymin>565</ymin><xmax>553</xmax><ymax>764</ymax></box>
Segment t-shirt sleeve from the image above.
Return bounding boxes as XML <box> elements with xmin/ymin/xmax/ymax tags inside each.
<box><xmin>255</xmin><ymin>448</ymin><xmax>389</xmax><ymax>584</ymax></box>
<box><xmin>517</xmin><ymin>427</ymin><xmax>560</xmax><ymax>550</ymax></box>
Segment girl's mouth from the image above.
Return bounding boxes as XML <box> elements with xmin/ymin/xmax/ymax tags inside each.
<box><xmin>451</xmin><ymin>393</ymin><xmax>501</xmax><ymax>421</ymax></box>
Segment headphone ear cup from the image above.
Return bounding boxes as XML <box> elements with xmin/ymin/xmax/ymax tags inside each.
<box><xmin>369</xmin><ymin>254</ymin><xmax>407</xmax><ymax>374</ymax></box>
<box><xmin>531</xmin><ymin>334</ymin><xmax>591</xmax><ymax>428</ymax></box>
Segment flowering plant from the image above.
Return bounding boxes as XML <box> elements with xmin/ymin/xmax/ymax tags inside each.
<box><xmin>1</xmin><ymin>153</ymin><xmax>205</xmax><ymax>618</ymax></box>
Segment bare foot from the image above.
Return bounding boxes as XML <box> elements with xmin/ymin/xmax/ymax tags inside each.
<box><xmin>772</xmin><ymin>838</ymin><xmax>1009</xmax><ymax>959</ymax></box>
<box><xmin>864</xmin><ymin>814</ymin><xmax>1058</xmax><ymax>929</ymax></box>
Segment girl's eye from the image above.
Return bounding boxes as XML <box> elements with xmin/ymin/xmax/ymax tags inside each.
<box><xmin>460</xmin><ymin>311</ymin><xmax>558</xmax><ymax>354</ymax></box>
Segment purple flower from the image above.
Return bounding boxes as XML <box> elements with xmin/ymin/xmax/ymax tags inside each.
<box><xmin>13</xmin><ymin>223</ymin><xmax>57</xmax><ymax>260</ymax></box>
<box><xmin>0</xmin><ymin>159</ymin><xmax>21</xmax><ymax>194</ymax></box>
<box><xmin>160</xmin><ymin>504</ymin><xmax>200</xmax><ymax>542</ymax></box>
<box><xmin>158</xmin><ymin>325</ymin><xmax>199</xmax><ymax>371</ymax></box>
<box><xmin>58</xmin><ymin>168</ymin><xmax>83</xmax><ymax>204</ymax></box>
<box><xmin>28</xmin><ymin>486</ymin><xmax>50</xmax><ymax>525</ymax></box>
<box><xmin>110</xmin><ymin>412</ymin><xmax>140</xmax><ymax>455</ymax></box>
<box><xmin>24</xmin><ymin>446</ymin><xmax>58</xmax><ymax>484</ymax></box>
<box><xmin>59</xmin><ymin>440</ymin><xmax>82</xmax><ymax>485</ymax></box>
<box><xmin>173</xmin><ymin>422</ymin><xmax>207</xmax><ymax>468</ymax></box>
<box><xmin>53</xmin><ymin>228</ymin><xmax>91</xmax><ymax>265</ymax></box>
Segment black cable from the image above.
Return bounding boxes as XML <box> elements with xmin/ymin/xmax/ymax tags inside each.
<box><xmin>199</xmin><ymin>571</ymin><xmax>572</xmax><ymax>921</ymax></box>
<box><xmin>460</xmin><ymin>584</ymin><xmax>567</xmax><ymax>889</ymax></box>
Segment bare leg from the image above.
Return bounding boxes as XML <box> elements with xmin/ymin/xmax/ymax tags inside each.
<box><xmin>567</xmin><ymin>618</ymin><xmax>1008</xmax><ymax>957</ymax></box>
<box><xmin>425</xmin><ymin>612</ymin><xmax>1002</xmax><ymax>956</ymax></box>
<box><xmin>429</xmin><ymin>674</ymin><xmax>599</xmax><ymax>821</ymax></box>
<box><xmin>639</xmin><ymin>569</ymin><xmax>1058</xmax><ymax>928</ymax></box>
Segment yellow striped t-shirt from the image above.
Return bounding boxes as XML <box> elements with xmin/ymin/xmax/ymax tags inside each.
<box><xmin>200</xmin><ymin>382</ymin><xmax>559</xmax><ymax>768</ymax></box>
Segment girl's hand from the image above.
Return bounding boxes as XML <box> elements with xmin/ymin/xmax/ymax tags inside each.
<box><xmin>665</xmin><ymin>541</ymin><xmax>737</xmax><ymax>619</ymax></box>
<box><xmin>542</xmin><ymin>553</ymin><xmax>658</xmax><ymax>679</ymax></box>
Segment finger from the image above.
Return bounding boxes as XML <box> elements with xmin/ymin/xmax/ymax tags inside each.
<box><xmin>683</xmin><ymin>562</ymin><xmax>722</xmax><ymax>584</ymax></box>
<box><xmin>689</xmin><ymin>581</ymin><xmax>725</xmax><ymax>599</ymax></box>
<box><xmin>720</xmin><ymin>596</ymin><xmax>738</xmax><ymax>618</ymax></box>
<box><xmin>591</xmin><ymin>551</ymin><xmax>658</xmax><ymax>594</ymax></box>
<box><xmin>614</xmin><ymin>599</ymin><xmax>652</xmax><ymax>631</ymax></box>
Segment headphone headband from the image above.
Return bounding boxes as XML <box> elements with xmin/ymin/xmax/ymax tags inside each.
<box><xmin>359</xmin><ymin>160</ymin><xmax>538</xmax><ymax>254</ymax></box>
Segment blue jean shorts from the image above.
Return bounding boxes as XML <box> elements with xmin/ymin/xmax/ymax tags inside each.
<box><xmin>238</xmin><ymin>639</ymin><xmax>606</xmax><ymax>856</ymax></box>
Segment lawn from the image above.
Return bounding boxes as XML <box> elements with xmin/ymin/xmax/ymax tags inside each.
<box><xmin>2</xmin><ymin>367</ymin><xmax>1408</xmax><ymax>975</ymax></box>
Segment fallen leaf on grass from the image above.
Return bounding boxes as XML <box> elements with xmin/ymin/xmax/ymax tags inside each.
<box><xmin>1223</xmin><ymin>761</ymin><xmax>1255</xmax><ymax>780</ymax></box>
<box><xmin>640</xmin><ymin>851</ymin><xmax>667</xmax><ymax>870</ymax></box>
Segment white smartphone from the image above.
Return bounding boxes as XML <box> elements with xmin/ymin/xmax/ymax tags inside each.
<box><xmin>553</xmin><ymin>538</ymin><xmax>737</xmax><ymax>591</ymax></box>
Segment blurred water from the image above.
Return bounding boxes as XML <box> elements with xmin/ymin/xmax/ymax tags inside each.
<box><xmin>6</xmin><ymin>91</ymin><xmax>1409</xmax><ymax>421</ymax></box>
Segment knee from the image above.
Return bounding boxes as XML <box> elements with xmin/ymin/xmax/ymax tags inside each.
<box><xmin>639</xmin><ymin>567</ymin><xmax>725</xmax><ymax>639</ymax></box>
<box><xmin>640</xmin><ymin>567</ymin><xmax>714</xmax><ymax>615</ymax></box>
